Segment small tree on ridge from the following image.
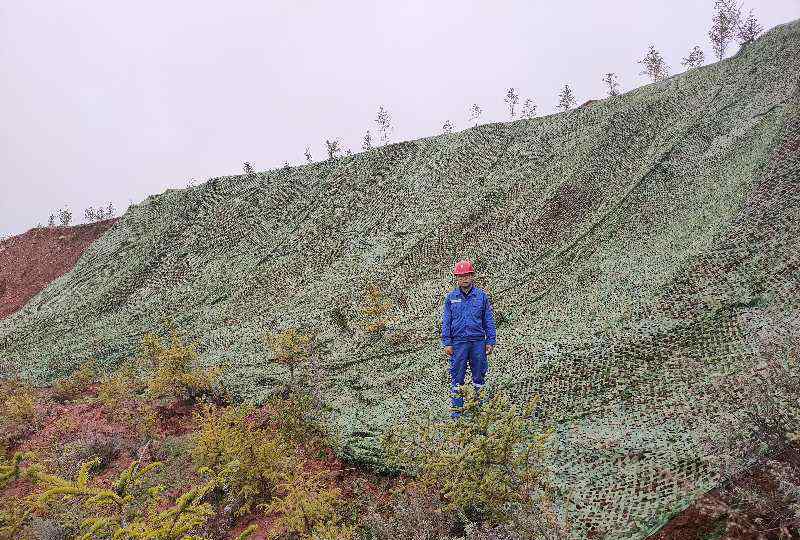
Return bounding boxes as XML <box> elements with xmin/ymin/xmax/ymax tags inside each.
<box><xmin>325</xmin><ymin>139</ymin><xmax>341</xmax><ymax>160</ymax></box>
<box><xmin>709</xmin><ymin>0</ymin><xmax>741</xmax><ymax>60</ymax></box>
<box><xmin>375</xmin><ymin>106</ymin><xmax>393</xmax><ymax>145</ymax></box>
<box><xmin>681</xmin><ymin>45</ymin><xmax>705</xmax><ymax>69</ymax></box>
<box><xmin>521</xmin><ymin>98</ymin><xmax>537</xmax><ymax>119</ymax></box>
<box><xmin>639</xmin><ymin>44</ymin><xmax>669</xmax><ymax>82</ymax></box>
<box><xmin>58</xmin><ymin>207</ymin><xmax>72</xmax><ymax>227</ymax></box>
<box><xmin>603</xmin><ymin>73</ymin><xmax>620</xmax><ymax>97</ymax></box>
<box><xmin>737</xmin><ymin>9</ymin><xmax>763</xmax><ymax>45</ymax></box>
<box><xmin>557</xmin><ymin>85</ymin><xmax>575</xmax><ymax>112</ymax></box>
<box><xmin>468</xmin><ymin>103</ymin><xmax>482</xmax><ymax>126</ymax></box>
<box><xmin>504</xmin><ymin>87</ymin><xmax>519</xmax><ymax>118</ymax></box>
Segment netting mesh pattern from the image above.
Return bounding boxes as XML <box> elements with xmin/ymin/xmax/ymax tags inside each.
<box><xmin>2</xmin><ymin>19</ymin><xmax>800</xmax><ymax>539</ymax></box>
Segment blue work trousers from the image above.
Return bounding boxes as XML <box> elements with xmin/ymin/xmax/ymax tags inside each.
<box><xmin>449</xmin><ymin>339</ymin><xmax>488</xmax><ymax>419</ymax></box>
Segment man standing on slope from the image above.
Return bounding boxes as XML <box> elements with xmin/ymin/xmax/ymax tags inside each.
<box><xmin>441</xmin><ymin>259</ymin><xmax>497</xmax><ymax>420</ymax></box>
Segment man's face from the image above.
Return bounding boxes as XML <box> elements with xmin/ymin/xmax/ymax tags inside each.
<box><xmin>456</xmin><ymin>272</ymin><xmax>474</xmax><ymax>288</ymax></box>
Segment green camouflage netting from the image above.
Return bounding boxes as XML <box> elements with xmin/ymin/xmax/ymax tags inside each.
<box><xmin>2</xmin><ymin>18</ymin><xmax>800</xmax><ymax>539</ymax></box>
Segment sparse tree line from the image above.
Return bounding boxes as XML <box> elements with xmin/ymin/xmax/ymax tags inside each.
<box><xmin>635</xmin><ymin>1</ymin><xmax>762</xmax><ymax>85</ymax></box>
<box><xmin>36</xmin><ymin>202</ymin><xmax>116</xmax><ymax>229</ymax></box>
<box><xmin>83</xmin><ymin>203</ymin><xmax>116</xmax><ymax>223</ymax></box>
<box><xmin>263</xmin><ymin>0</ymin><xmax>763</xmax><ymax>173</ymax></box>
<box><xmin>289</xmin><ymin>105</ymin><xmax>393</xmax><ymax>167</ymax></box>
<box><xmin>20</xmin><ymin>0</ymin><xmax>764</xmax><ymax>235</ymax></box>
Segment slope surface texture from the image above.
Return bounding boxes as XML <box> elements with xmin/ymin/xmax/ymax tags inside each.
<box><xmin>2</xmin><ymin>20</ymin><xmax>800</xmax><ymax>539</ymax></box>
<box><xmin>0</xmin><ymin>219</ymin><xmax>119</xmax><ymax>320</ymax></box>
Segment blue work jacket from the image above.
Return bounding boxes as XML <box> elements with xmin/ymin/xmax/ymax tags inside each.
<box><xmin>441</xmin><ymin>285</ymin><xmax>497</xmax><ymax>347</ymax></box>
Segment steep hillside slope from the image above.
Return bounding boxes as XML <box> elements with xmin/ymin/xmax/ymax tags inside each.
<box><xmin>0</xmin><ymin>219</ymin><xmax>119</xmax><ymax>320</ymax></box>
<box><xmin>2</xmin><ymin>20</ymin><xmax>800</xmax><ymax>539</ymax></box>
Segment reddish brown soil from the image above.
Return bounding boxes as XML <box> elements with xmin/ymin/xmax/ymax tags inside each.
<box><xmin>650</xmin><ymin>443</ymin><xmax>800</xmax><ymax>540</ymax></box>
<box><xmin>0</xmin><ymin>219</ymin><xmax>118</xmax><ymax>320</ymax></box>
<box><xmin>1</xmin><ymin>384</ymin><xmax>398</xmax><ymax>540</ymax></box>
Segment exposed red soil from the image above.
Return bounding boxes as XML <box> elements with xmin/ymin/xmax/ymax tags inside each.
<box><xmin>650</xmin><ymin>443</ymin><xmax>800</xmax><ymax>540</ymax></box>
<box><xmin>1</xmin><ymin>385</ymin><xmax>399</xmax><ymax>540</ymax></box>
<box><xmin>12</xmin><ymin>382</ymin><xmax>799</xmax><ymax>539</ymax></box>
<box><xmin>0</xmin><ymin>218</ymin><xmax>118</xmax><ymax>320</ymax></box>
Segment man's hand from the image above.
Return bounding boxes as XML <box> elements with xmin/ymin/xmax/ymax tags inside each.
<box><xmin>444</xmin><ymin>345</ymin><xmax>453</xmax><ymax>358</ymax></box>
<box><xmin>486</xmin><ymin>344</ymin><xmax>494</xmax><ymax>355</ymax></box>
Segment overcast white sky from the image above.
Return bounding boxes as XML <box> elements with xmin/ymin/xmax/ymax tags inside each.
<box><xmin>1</xmin><ymin>1</ymin><xmax>798</xmax><ymax>238</ymax></box>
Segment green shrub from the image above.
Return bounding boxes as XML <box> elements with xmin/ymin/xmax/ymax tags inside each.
<box><xmin>2</xmin><ymin>449</ymin><xmax>262</xmax><ymax>540</ymax></box>
<box><xmin>262</xmin><ymin>467</ymin><xmax>355</xmax><ymax>540</ymax></box>
<box><xmin>381</xmin><ymin>385</ymin><xmax>555</xmax><ymax>526</ymax></box>
<box><xmin>52</xmin><ymin>360</ymin><xmax>97</xmax><ymax>403</ymax></box>
<box><xmin>0</xmin><ymin>379</ymin><xmax>38</xmax><ymax>452</ymax></box>
<box><xmin>95</xmin><ymin>363</ymin><xmax>153</xmax><ymax>434</ymax></box>
<box><xmin>27</xmin><ymin>457</ymin><xmax>245</xmax><ymax>540</ymax></box>
<box><xmin>0</xmin><ymin>497</ymin><xmax>33</xmax><ymax>540</ymax></box>
<box><xmin>265</xmin><ymin>391</ymin><xmax>333</xmax><ymax>452</ymax></box>
<box><xmin>141</xmin><ymin>329</ymin><xmax>226</xmax><ymax>406</ymax></box>
<box><xmin>1</xmin><ymin>452</ymin><xmax>35</xmax><ymax>488</ymax></box>
<box><xmin>263</xmin><ymin>328</ymin><xmax>312</xmax><ymax>396</ymax></box>
<box><xmin>190</xmin><ymin>403</ymin><xmax>298</xmax><ymax>516</ymax></box>
<box><xmin>98</xmin><ymin>363</ymin><xmax>145</xmax><ymax>405</ymax></box>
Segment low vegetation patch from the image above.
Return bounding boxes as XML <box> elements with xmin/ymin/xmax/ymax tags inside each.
<box><xmin>0</xmin><ymin>378</ymin><xmax>38</xmax><ymax>453</ymax></box>
<box><xmin>141</xmin><ymin>327</ymin><xmax>227</xmax><ymax>407</ymax></box>
<box><xmin>191</xmin><ymin>402</ymin><xmax>298</xmax><ymax>517</ymax></box>
<box><xmin>1</xmin><ymin>323</ymin><xmax>572</xmax><ymax>539</ymax></box>
<box><xmin>263</xmin><ymin>467</ymin><xmax>357</xmax><ymax>540</ymax></box>
<box><xmin>52</xmin><ymin>359</ymin><xmax>98</xmax><ymax>404</ymax></box>
<box><xmin>380</xmin><ymin>385</ymin><xmax>571</xmax><ymax>537</ymax></box>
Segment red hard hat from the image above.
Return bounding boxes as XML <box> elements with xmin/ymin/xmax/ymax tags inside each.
<box><xmin>453</xmin><ymin>260</ymin><xmax>475</xmax><ymax>276</ymax></box>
